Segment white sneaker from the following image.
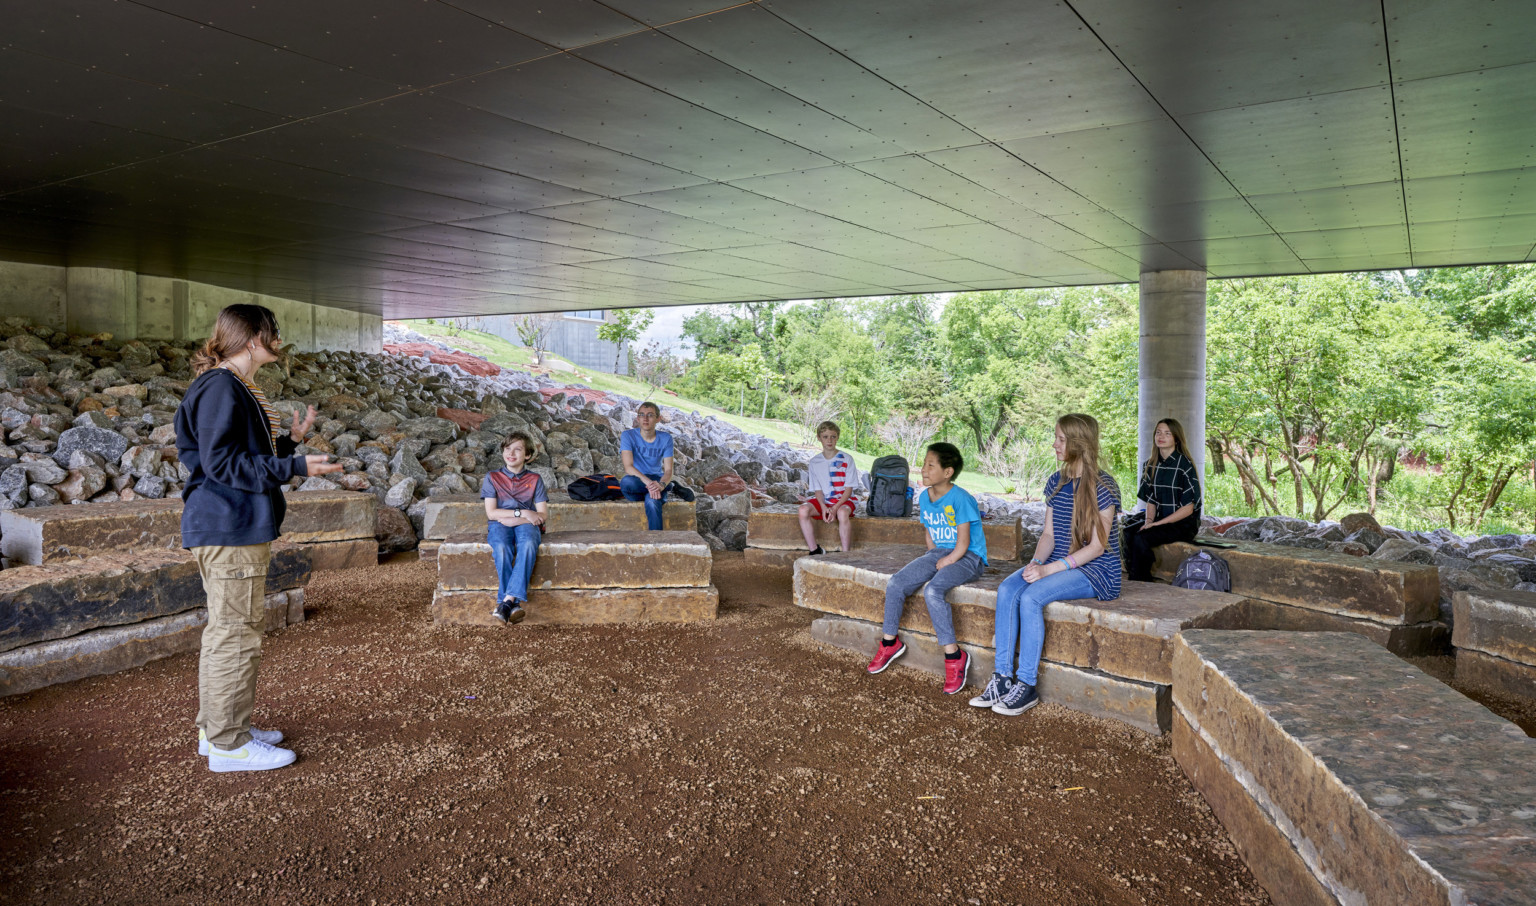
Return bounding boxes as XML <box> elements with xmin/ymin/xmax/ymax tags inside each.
<box><xmin>198</xmin><ymin>726</ymin><xmax>284</xmax><ymax>756</ymax></box>
<box><xmin>208</xmin><ymin>738</ymin><xmax>296</xmax><ymax>773</ymax></box>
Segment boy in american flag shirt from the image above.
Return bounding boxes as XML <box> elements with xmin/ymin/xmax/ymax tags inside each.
<box><xmin>798</xmin><ymin>421</ymin><xmax>864</xmax><ymax>555</ymax></box>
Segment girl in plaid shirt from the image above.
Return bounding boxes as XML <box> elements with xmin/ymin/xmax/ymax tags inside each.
<box><xmin>1124</xmin><ymin>418</ymin><xmax>1202</xmax><ymax>581</ymax></box>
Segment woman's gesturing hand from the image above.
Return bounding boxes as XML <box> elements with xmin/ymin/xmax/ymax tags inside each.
<box><xmin>290</xmin><ymin>405</ymin><xmax>318</xmax><ymax>442</ymax></box>
<box><xmin>304</xmin><ymin>454</ymin><xmax>344</xmax><ymax>476</ymax></box>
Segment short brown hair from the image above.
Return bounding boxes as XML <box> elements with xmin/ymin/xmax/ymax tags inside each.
<box><xmin>816</xmin><ymin>421</ymin><xmax>840</xmax><ymax>437</ymax></box>
<box><xmin>637</xmin><ymin>401</ymin><xmax>661</xmax><ymax>417</ymax></box>
<box><xmin>502</xmin><ymin>432</ymin><xmax>535</xmax><ymax>456</ymax></box>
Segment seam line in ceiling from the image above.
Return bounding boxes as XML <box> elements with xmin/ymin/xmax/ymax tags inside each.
<box><xmin>1380</xmin><ymin>0</ymin><xmax>1415</xmax><ymax>268</ymax></box>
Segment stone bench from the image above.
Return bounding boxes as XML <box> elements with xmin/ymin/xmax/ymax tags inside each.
<box><xmin>1453</xmin><ymin>588</ymin><xmax>1536</xmax><ymax>698</ymax></box>
<box><xmin>1174</xmin><ymin>629</ymin><xmax>1536</xmax><ymax>905</ymax></box>
<box><xmin>0</xmin><ymin>490</ymin><xmax>379</xmax><ymax>571</ymax></box>
<box><xmin>745</xmin><ymin>504</ymin><xmax>1026</xmax><ymax>568</ymax></box>
<box><xmin>1</xmin><ymin>543</ymin><xmax>312</xmax><ymax>696</ymax></box>
<box><xmin>431</xmin><ymin>530</ymin><xmax>717</xmax><ymax>626</ymax></box>
<box><xmin>416</xmin><ymin>491</ymin><xmax>697</xmax><ymax>559</ymax></box>
<box><xmin>793</xmin><ymin>551</ymin><xmax>1251</xmax><ymax>734</ymax></box>
<box><xmin>1153</xmin><ymin>540</ymin><xmax>1446</xmax><ymax>655</ymax></box>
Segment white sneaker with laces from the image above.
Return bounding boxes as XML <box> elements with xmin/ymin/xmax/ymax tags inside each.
<box><xmin>208</xmin><ymin>738</ymin><xmax>297</xmax><ymax>773</ymax></box>
<box><xmin>198</xmin><ymin>726</ymin><xmax>284</xmax><ymax>756</ymax></box>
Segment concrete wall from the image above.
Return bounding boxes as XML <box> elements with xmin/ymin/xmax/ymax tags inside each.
<box><xmin>0</xmin><ymin>261</ymin><xmax>382</xmax><ymax>353</ymax></box>
<box><xmin>465</xmin><ymin>312</ymin><xmax>629</xmax><ymax>374</ymax></box>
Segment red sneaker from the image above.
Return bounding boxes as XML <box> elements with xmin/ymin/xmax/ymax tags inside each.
<box><xmin>866</xmin><ymin>639</ymin><xmax>906</xmax><ymax>674</ymax></box>
<box><xmin>943</xmin><ymin>650</ymin><xmax>970</xmax><ymax>694</ymax></box>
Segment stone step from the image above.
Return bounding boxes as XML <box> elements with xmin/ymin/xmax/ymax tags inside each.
<box><xmin>0</xmin><ymin>588</ymin><xmax>302</xmax><ymax>698</ymax></box>
<box><xmin>0</xmin><ymin>490</ymin><xmax>376</xmax><ymax>566</ymax></box>
<box><xmin>810</xmin><ymin>615</ymin><xmax>1170</xmax><ymax>735</ymax></box>
<box><xmin>1173</xmin><ymin>630</ymin><xmax>1536</xmax><ymax>906</ymax></box>
<box><xmin>437</xmin><ymin>530</ymin><xmax>712</xmax><ymax>591</ymax></box>
<box><xmin>1153</xmin><ymin>540</ymin><xmax>1440</xmax><ymax>625</ymax></box>
<box><xmin>1203</xmin><ymin>597</ymin><xmax>1448</xmax><ymax>657</ymax></box>
<box><xmin>420</xmin><ymin>491</ymin><xmax>696</xmax><ymax>540</ymax></box>
<box><xmin>793</xmin><ymin>550</ymin><xmax>1248</xmax><ymax>686</ymax></box>
<box><xmin>0</xmin><ymin>543</ymin><xmax>311</xmax><ymax>654</ymax></box>
<box><xmin>747</xmin><ymin>506</ymin><xmax>1026</xmax><ymax>561</ymax></box>
<box><xmin>432</xmin><ymin>585</ymin><xmax>718</xmax><ymax>626</ymax></box>
<box><xmin>1453</xmin><ymin>589</ymin><xmax>1536</xmax><ymax>698</ymax></box>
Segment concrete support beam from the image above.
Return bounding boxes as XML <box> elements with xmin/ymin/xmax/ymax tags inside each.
<box><xmin>1139</xmin><ymin>270</ymin><xmax>1206</xmax><ymax>475</ymax></box>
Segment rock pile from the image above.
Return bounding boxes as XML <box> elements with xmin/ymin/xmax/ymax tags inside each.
<box><xmin>0</xmin><ymin>318</ymin><xmax>811</xmax><ymax>555</ymax></box>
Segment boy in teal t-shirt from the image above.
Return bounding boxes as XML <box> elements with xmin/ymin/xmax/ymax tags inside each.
<box><xmin>864</xmin><ymin>443</ymin><xmax>987</xmax><ymax>696</ymax></box>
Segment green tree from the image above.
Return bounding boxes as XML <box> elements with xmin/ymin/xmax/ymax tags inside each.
<box><xmin>1205</xmin><ymin>274</ymin><xmax>1451</xmax><ymax>521</ymax></box>
<box><xmin>1425</xmin><ymin>341</ymin><xmax>1536</xmax><ymax>529</ymax></box>
<box><xmin>597</xmin><ymin>308</ymin><xmax>655</xmax><ymax>374</ymax></box>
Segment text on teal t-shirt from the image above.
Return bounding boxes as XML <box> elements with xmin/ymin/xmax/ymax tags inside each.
<box><xmin>919</xmin><ymin>484</ymin><xmax>988</xmax><ymax>564</ymax></box>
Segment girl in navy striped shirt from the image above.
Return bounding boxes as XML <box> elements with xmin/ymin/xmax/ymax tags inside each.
<box><xmin>971</xmin><ymin>414</ymin><xmax>1122</xmax><ymax>716</ymax></box>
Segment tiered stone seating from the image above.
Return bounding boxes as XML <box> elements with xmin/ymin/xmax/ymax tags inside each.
<box><xmin>745</xmin><ymin>503</ymin><xmax>1027</xmax><ymax>568</ymax></box>
<box><xmin>432</xmin><ymin>530</ymin><xmax>717</xmax><ymax>625</ymax></box>
<box><xmin>1453</xmin><ymin>588</ymin><xmax>1536</xmax><ymax>698</ymax></box>
<box><xmin>793</xmin><ymin>551</ymin><xmax>1250</xmax><ymax>734</ymax></box>
<box><xmin>416</xmin><ymin>491</ymin><xmax>697</xmax><ymax>559</ymax></box>
<box><xmin>0</xmin><ymin>543</ymin><xmax>311</xmax><ymax>696</ymax></box>
<box><xmin>1153</xmin><ymin>540</ymin><xmax>1445</xmax><ymax>655</ymax></box>
<box><xmin>1174</xmin><ymin>630</ymin><xmax>1536</xmax><ymax>905</ymax></box>
<box><xmin>0</xmin><ymin>490</ymin><xmax>378</xmax><ymax>571</ymax></box>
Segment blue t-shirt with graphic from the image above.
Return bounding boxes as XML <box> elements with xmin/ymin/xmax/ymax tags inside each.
<box><xmin>620</xmin><ymin>428</ymin><xmax>674</xmax><ymax>477</ymax></box>
<box><xmin>919</xmin><ymin>484</ymin><xmax>988</xmax><ymax>564</ymax></box>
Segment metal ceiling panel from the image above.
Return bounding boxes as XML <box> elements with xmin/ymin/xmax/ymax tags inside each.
<box><xmin>0</xmin><ymin>49</ymin><xmax>287</xmax><ymax>147</ymax></box>
<box><xmin>3</xmin><ymin>0</ymin><xmax>398</xmax><ymax>118</ymax></box>
<box><xmin>131</xmin><ymin>0</ymin><xmax>555</xmax><ymax>89</ymax></box>
<box><xmin>1181</xmin><ymin>87</ymin><xmax>1400</xmax><ymax>196</ymax></box>
<box><xmin>1075</xmin><ymin>0</ymin><xmax>1387</xmax><ymax>114</ymax></box>
<box><xmin>1404</xmin><ymin>170</ymin><xmax>1536</xmax><ymax>221</ymax></box>
<box><xmin>765</xmin><ymin>0</ymin><xmax>1164</xmax><ymax>142</ymax></box>
<box><xmin>439</xmin><ymin>0</ymin><xmax>644</xmax><ymax>50</ymax></box>
<box><xmin>662</xmin><ymin>5</ymin><xmax>983</xmax><ymax>155</ymax></box>
<box><xmin>1</xmin><ymin>0</ymin><xmax>1534</xmax><ymax>317</ymax></box>
<box><xmin>330</xmin><ymin>94</ymin><xmax>710</xmax><ymax>196</ymax></box>
<box><xmin>1387</xmin><ymin>0</ymin><xmax>1536</xmax><ymax>82</ymax></box>
<box><xmin>1002</xmin><ymin>119</ymin><xmax>1239</xmax><ymax>211</ymax></box>
<box><xmin>1246</xmin><ymin>182</ymin><xmax>1408</xmax><ymax>233</ymax></box>
<box><xmin>438</xmin><ymin>55</ymin><xmax>834</xmax><ymax>181</ymax></box>
<box><xmin>575</xmin><ymin>31</ymin><xmax>906</xmax><ymax>164</ymax></box>
<box><xmin>1397</xmin><ymin>64</ymin><xmax>1536</xmax><ymax>180</ymax></box>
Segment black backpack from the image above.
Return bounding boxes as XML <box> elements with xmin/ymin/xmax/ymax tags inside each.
<box><xmin>567</xmin><ymin>473</ymin><xmax>623</xmax><ymax>501</ymax></box>
<box><xmin>867</xmin><ymin>455</ymin><xmax>911</xmax><ymax>518</ymax></box>
<box><xmin>1172</xmin><ymin>550</ymin><xmax>1232</xmax><ymax>592</ymax></box>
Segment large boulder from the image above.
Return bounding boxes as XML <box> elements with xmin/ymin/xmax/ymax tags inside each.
<box><xmin>1370</xmin><ymin>537</ymin><xmax>1436</xmax><ymax>565</ymax></box>
<box><xmin>1338</xmin><ymin>512</ymin><xmax>1383</xmax><ymax>535</ymax></box>
<box><xmin>375</xmin><ymin>503</ymin><xmax>417</xmax><ymax>553</ymax></box>
<box><xmin>52</xmin><ymin>426</ymin><xmax>128</xmax><ymax>468</ymax></box>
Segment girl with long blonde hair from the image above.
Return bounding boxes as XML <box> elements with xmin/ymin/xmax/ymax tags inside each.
<box><xmin>970</xmin><ymin>413</ymin><xmax>1122</xmax><ymax>717</ymax></box>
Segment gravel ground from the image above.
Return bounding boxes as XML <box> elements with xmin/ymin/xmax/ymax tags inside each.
<box><xmin>2</xmin><ymin>553</ymin><xmax>1273</xmax><ymax>905</ymax></box>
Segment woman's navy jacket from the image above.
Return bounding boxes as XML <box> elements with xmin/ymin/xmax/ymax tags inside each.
<box><xmin>174</xmin><ymin>368</ymin><xmax>308</xmax><ymax>549</ymax></box>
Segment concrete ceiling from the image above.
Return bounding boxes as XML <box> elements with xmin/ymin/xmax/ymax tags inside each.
<box><xmin>1</xmin><ymin>0</ymin><xmax>1533</xmax><ymax>319</ymax></box>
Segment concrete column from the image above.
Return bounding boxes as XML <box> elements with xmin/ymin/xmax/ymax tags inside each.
<box><xmin>65</xmin><ymin>267</ymin><xmax>137</xmax><ymax>338</ymax></box>
<box><xmin>1138</xmin><ymin>270</ymin><xmax>1206</xmax><ymax>475</ymax></box>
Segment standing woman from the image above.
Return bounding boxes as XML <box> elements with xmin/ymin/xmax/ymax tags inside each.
<box><xmin>1123</xmin><ymin>418</ymin><xmax>1202</xmax><ymax>582</ymax></box>
<box><xmin>970</xmin><ymin>413</ymin><xmax>1122</xmax><ymax>717</ymax></box>
<box><xmin>176</xmin><ymin>304</ymin><xmax>340</xmax><ymax>773</ymax></box>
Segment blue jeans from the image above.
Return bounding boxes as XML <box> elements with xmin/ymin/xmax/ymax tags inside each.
<box><xmin>993</xmin><ymin>566</ymin><xmax>1096</xmax><ymax>686</ymax></box>
<box><xmin>487</xmin><ymin>522</ymin><xmax>542</xmax><ymax>603</ymax></box>
<box><xmin>620</xmin><ymin>473</ymin><xmax>669</xmax><ymax>530</ymax></box>
<box><xmin>881</xmin><ymin>548</ymin><xmax>985</xmax><ymax>647</ymax></box>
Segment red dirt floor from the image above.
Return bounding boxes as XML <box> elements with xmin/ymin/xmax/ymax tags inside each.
<box><xmin>0</xmin><ymin>553</ymin><xmax>1274</xmax><ymax>905</ymax></box>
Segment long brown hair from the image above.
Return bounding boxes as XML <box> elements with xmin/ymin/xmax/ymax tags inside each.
<box><xmin>1057</xmin><ymin>413</ymin><xmax>1108</xmax><ymax>553</ymax></box>
<box><xmin>1142</xmin><ymin>418</ymin><xmax>1193</xmax><ymax>482</ymax></box>
<box><xmin>191</xmin><ymin>304</ymin><xmax>282</xmax><ymax>376</ymax></box>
